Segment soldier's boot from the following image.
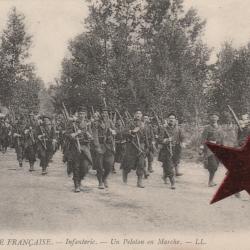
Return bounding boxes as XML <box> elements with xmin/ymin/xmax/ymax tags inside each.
<box><xmin>148</xmin><ymin>161</ymin><xmax>154</xmax><ymax>173</ymax></box>
<box><xmin>42</xmin><ymin>166</ymin><xmax>47</xmax><ymax>175</ymax></box>
<box><xmin>19</xmin><ymin>161</ymin><xmax>23</xmax><ymax>168</ymax></box>
<box><xmin>103</xmin><ymin>178</ymin><xmax>109</xmax><ymax>188</ymax></box>
<box><xmin>74</xmin><ymin>180</ymin><xmax>80</xmax><ymax>193</ymax></box>
<box><xmin>122</xmin><ymin>170</ymin><xmax>128</xmax><ymax>184</ymax></box>
<box><xmin>208</xmin><ymin>172</ymin><xmax>216</xmax><ymax>187</ymax></box>
<box><xmin>137</xmin><ymin>176</ymin><xmax>145</xmax><ymax>188</ymax></box>
<box><xmin>144</xmin><ymin>169</ymin><xmax>150</xmax><ymax>179</ymax></box>
<box><xmin>170</xmin><ymin>176</ymin><xmax>176</xmax><ymax>189</ymax></box>
<box><xmin>175</xmin><ymin>164</ymin><xmax>183</xmax><ymax>176</ymax></box>
<box><xmin>97</xmin><ymin>176</ymin><xmax>105</xmax><ymax>189</ymax></box>
<box><xmin>29</xmin><ymin>162</ymin><xmax>34</xmax><ymax>172</ymax></box>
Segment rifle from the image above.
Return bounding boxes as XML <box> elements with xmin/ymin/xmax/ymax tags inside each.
<box><xmin>115</xmin><ymin>108</ymin><xmax>125</xmax><ymax>127</ymax></box>
<box><xmin>113</xmin><ymin>112</ymin><xmax>117</xmax><ymax>125</ymax></box>
<box><xmin>39</xmin><ymin>125</ymin><xmax>47</xmax><ymax>150</ymax></box>
<box><xmin>227</xmin><ymin>105</ymin><xmax>242</xmax><ymax>132</ymax></box>
<box><xmin>152</xmin><ymin>108</ymin><xmax>173</xmax><ymax>157</ymax></box>
<box><xmin>91</xmin><ymin>106</ymin><xmax>95</xmax><ymax>117</ymax></box>
<box><xmin>29</xmin><ymin>127</ymin><xmax>35</xmax><ymax>144</ymax></box>
<box><xmin>9</xmin><ymin>108</ymin><xmax>21</xmax><ymax>148</ymax></box>
<box><xmin>62</xmin><ymin>102</ymin><xmax>81</xmax><ymax>153</ymax></box>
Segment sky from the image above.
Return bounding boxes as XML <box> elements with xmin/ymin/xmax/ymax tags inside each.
<box><xmin>0</xmin><ymin>0</ymin><xmax>250</xmax><ymax>85</ymax></box>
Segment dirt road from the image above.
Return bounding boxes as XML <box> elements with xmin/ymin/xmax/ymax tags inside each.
<box><xmin>0</xmin><ymin>149</ymin><xmax>249</xmax><ymax>249</ymax></box>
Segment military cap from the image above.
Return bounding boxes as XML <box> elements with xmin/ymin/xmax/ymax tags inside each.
<box><xmin>101</xmin><ymin>106</ymin><xmax>110</xmax><ymax>112</ymax></box>
<box><xmin>208</xmin><ymin>111</ymin><xmax>220</xmax><ymax>117</ymax></box>
<box><xmin>167</xmin><ymin>112</ymin><xmax>177</xmax><ymax>118</ymax></box>
<box><xmin>78</xmin><ymin>106</ymin><xmax>87</xmax><ymax>112</ymax></box>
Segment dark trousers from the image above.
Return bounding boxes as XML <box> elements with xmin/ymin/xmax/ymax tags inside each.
<box><xmin>39</xmin><ymin>149</ymin><xmax>50</xmax><ymax>169</ymax></box>
<box><xmin>25</xmin><ymin>145</ymin><xmax>36</xmax><ymax>164</ymax></box>
<box><xmin>206</xmin><ymin>155</ymin><xmax>219</xmax><ymax>175</ymax></box>
<box><xmin>95</xmin><ymin>150</ymin><xmax>114</xmax><ymax>183</ymax></box>
<box><xmin>15</xmin><ymin>145</ymin><xmax>24</xmax><ymax>163</ymax></box>
<box><xmin>162</xmin><ymin>158</ymin><xmax>174</xmax><ymax>179</ymax></box>
<box><xmin>72</xmin><ymin>153</ymin><xmax>90</xmax><ymax>183</ymax></box>
<box><xmin>121</xmin><ymin>142</ymin><xmax>146</xmax><ymax>177</ymax></box>
<box><xmin>114</xmin><ymin>143</ymin><xmax>125</xmax><ymax>163</ymax></box>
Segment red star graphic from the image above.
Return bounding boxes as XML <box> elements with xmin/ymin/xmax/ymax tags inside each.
<box><xmin>206</xmin><ymin>136</ymin><xmax>250</xmax><ymax>204</ymax></box>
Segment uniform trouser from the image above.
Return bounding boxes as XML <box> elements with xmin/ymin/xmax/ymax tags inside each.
<box><xmin>95</xmin><ymin>149</ymin><xmax>114</xmax><ymax>183</ymax></box>
<box><xmin>1</xmin><ymin>137</ymin><xmax>9</xmax><ymax>151</ymax></box>
<box><xmin>206</xmin><ymin>155</ymin><xmax>219</xmax><ymax>176</ymax></box>
<box><xmin>39</xmin><ymin>149</ymin><xmax>50</xmax><ymax>170</ymax></box>
<box><xmin>15</xmin><ymin>145</ymin><xmax>24</xmax><ymax>163</ymax></box>
<box><xmin>162</xmin><ymin>152</ymin><xmax>175</xmax><ymax>179</ymax></box>
<box><xmin>172</xmin><ymin>145</ymin><xmax>181</xmax><ymax>174</ymax></box>
<box><xmin>25</xmin><ymin>145</ymin><xmax>36</xmax><ymax>164</ymax></box>
<box><xmin>121</xmin><ymin>143</ymin><xmax>146</xmax><ymax>178</ymax></box>
<box><xmin>114</xmin><ymin>143</ymin><xmax>125</xmax><ymax>164</ymax></box>
<box><xmin>147</xmin><ymin>151</ymin><xmax>154</xmax><ymax>169</ymax></box>
<box><xmin>72</xmin><ymin>153</ymin><xmax>90</xmax><ymax>183</ymax></box>
<box><xmin>67</xmin><ymin>160</ymin><xmax>73</xmax><ymax>175</ymax></box>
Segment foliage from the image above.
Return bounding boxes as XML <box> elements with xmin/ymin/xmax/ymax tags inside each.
<box><xmin>0</xmin><ymin>7</ymin><xmax>43</xmax><ymax>115</ymax></box>
<box><xmin>54</xmin><ymin>0</ymin><xmax>210</xmax><ymax>122</ymax></box>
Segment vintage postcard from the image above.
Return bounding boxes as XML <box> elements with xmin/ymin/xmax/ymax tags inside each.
<box><xmin>0</xmin><ymin>0</ymin><xmax>249</xmax><ymax>249</ymax></box>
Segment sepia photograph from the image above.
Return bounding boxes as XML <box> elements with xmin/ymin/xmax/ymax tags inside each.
<box><xmin>0</xmin><ymin>0</ymin><xmax>250</xmax><ymax>249</ymax></box>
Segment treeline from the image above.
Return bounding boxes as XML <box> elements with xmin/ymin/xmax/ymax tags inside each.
<box><xmin>1</xmin><ymin>2</ymin><xmax>249</xmax><ymax>124</ymax></box>
<box><xmin>52</xmin><ymin>0</ymin><xmax>209</xmax><ymax>124</ymax></box>
<box><xmin>50</xmin><ymin>0</ymin><xmax>250</xmax><ymax>124</ymax></box>
<box><xmin>0</xmin><ymin>7</ymin><xmax>43</xmax><ymax>115</ymax></box>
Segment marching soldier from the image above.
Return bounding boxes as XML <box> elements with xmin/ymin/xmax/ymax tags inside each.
<box><xmin>158</xmin><ymin>113</ymin><xmax>185</xmax><ymax>189</ymax></box>
<box><xmin>238</xmin><ymin>113</ymin><xmax>250</xmax><ymax>145</ymax></box>
<box><xmin>12</xmin><ymin>115</ymin><xmax>26</xmax><ymax>168</ymax></box>
<box><xmin>200</xmin><ymin>112</ymin><xmax>224</xmax><ymax>187</ymax></box>
<box><xmin>0</xmin><ymin>117</ymin><xmax>11</xmax><ymax>153</ymax></box>
<box><xmin>37</xmin><ymin>116</ymin><xmax>57</xmax><ymax>175</ymax></box>
<box><xmin>144</xmin><ymin>115</ymin><xmax>156</xmax><ymax>174</ymax></box>
<box><xmin>91</xmin><ymin>107</ymin><xmax>116</xmax><ymax>189</ymax></box>
<box><xmin>234</xmin><ymin>113</ymin><xmax>250</xmax><ymax>197</ymax></box>
<box><xmin>65</xmin><ymin>106</ymin><xmax>93</xmax><ymax>192</ymax></box>
<box><xmin>114</xmin><ymin>118</ymin><xmax>126</xmax><ymax>170</ymax></box>
<box><xmin>120</xmin><ymin>110</ymin><xmax>148</xmax><ymax>188</ymax></box>
<box><xmin>24</xmin><ymin>112</ymin><xmax>38</xmax><ymax>171</ymax></box>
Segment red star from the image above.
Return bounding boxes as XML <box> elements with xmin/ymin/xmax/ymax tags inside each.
<box><xmin>206</xmin><ymin>136</ymin><xmax>250</xmax><ymax>204</ymax></box>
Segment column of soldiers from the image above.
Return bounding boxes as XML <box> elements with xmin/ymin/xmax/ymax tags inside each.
<box><xmin>1</xmin><ymin>106</ymin><xmax>249</xmax><ymax>195</ymax></box>
<box><xmin>61</xmin><ymin>106</ymin><xmax>185</xmax><ymax>192</ymax></box>
<box><xmin>0</xmin><ymin>112</ymin><xmax>58</xmax><ymax>174</ymax></box>
<box><xmin>0</xmin><ymin>106</ymin><xmax>185</xmax><ymax>192</ymax></box>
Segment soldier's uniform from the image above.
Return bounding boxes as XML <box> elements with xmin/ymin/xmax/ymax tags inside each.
<box><xmin>0</xmin><ymin>119</ymin><xmax>11</xmax><ymax>153</ymax></box>
<box><xmin>91</xmin><ymin>108</ymin><xmax>116</xmax><ymax>189</ymax></box>
<box><xmin>12</xmin><ymin>117</ymin><xmax>26</xmax><ymax>167</ymax></box>
<box><xmin>144</xmin><ymin>116</ymin><xmax>155</xmax><ymax>174</ymax></box>
<box><xmin>37</xmin><ymin>116</ymin><xmax>57</xmax><ymax>175</ymax></box>
<box><xmin>120</xmin><ymin>111</ymin><xmax>148</xmax><ymax>188</ymax></box>
<box><xmin>237</xmin><ymin>117</ymin><xmax>250</xmax><ymax>146</ymax></box>
<box><xmin>65</xmin><ymin>108</ymin><xmax>93</xmax><ymax>192</ymax></box>
<box><xmin>114</xmin><ymin>119</ymin><xmax>126</xmax><ymax>167</ymax></box>
<box><xmin>24</xmin><ymin>114</ymin><xmax>38</xmax><ymax>171</ymax></box>
<box><xmin>201</xmin><ymin>113</ymin><xmax>224</xmax><ymax>187</ymax></box>
<box><xmin>234</xmin><ymin>115</ymin><xmax>250</xmax><ymax>198</ymax></box>
<box><xmin>158</xmin><ymin>115</ymin><xmax>184</xmax><ymax>189</ymax></box>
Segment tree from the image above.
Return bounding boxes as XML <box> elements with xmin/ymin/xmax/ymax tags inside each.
<box><xmin>208</xmin><ymin>42</ymin><xmax>250</xmax><ymax>121</ymax></box>
<box><xmin>0</xmin><ymin>7</ymin><xmax>42</xmax><ymax>114</ymax></box>
<box><xmin>56</xmin><ymin>0</ymin><xmax>210</xmax><ymax>121</ymax></box>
